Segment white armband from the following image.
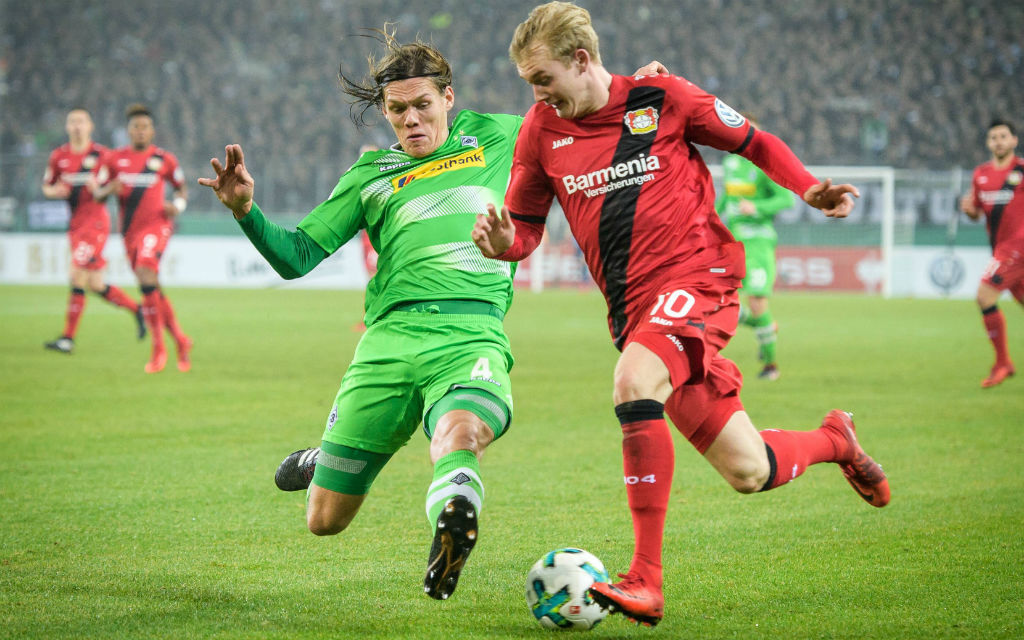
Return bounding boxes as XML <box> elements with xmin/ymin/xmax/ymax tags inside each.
<box><xmin>173</xmin><ymin>196</ymin><xmax>187</xmax><ymax>214</ymax></box>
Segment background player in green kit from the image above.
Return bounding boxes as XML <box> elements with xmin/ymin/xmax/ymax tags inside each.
<box><xmin>716</xmin><ymin>115</ymin><xmax>794</xmax><ymax>380</ymax></box>
<box><xmin>198</xmin><ymin>33</ymin><xmax>521</xmax><ymax>601</ymax></box>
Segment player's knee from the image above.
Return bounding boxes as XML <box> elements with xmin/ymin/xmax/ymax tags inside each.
<box><xmin>613</xmin><ymin>368</ymin><xmax>652</xmax><ymax>405</ymax></box>
<box><xmin>431</xmin><ymin>417</ymin><xmax>488</xmax><ymax>460</ymax></box>
<box><xmin>722</xmin><ymin>459</ymin><xmax>770</xmax><ymax>494</ymax></box>
<box><xmin>306</xmin><ymin>509</ymin><xmax>350</xmax><ymax>536</ymax></box>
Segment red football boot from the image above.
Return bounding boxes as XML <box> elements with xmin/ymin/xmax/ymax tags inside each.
<box><xmin>176</xmin><ymin>336</ymin><xmax>194</xmax><ymax>372</ymax></box>
<box><xmin>981</xmin><ymin>364</ymin><xmax>1015</xmax><ymax>389</ymax></box>
<box><xmin>145</xmin><ymin>346</ymin><xmax>168</xmax><ymax>374</ymax></box>
<box><xmin>589</xmin><ymin>572</ymin><xmax>664</xmax><ymax>627</ymax></box>
<box><xmin>822</xmin><ymin>410</ymin><xmax>890</xmax><ymax>507</ymax></box>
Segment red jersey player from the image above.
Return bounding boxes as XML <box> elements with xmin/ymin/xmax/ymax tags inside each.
<box><xmin>473</xmin><ymin>2</ymin><xmax>890</xmax><ymax>626</ymax></box>
<box><xmin>95</xmin><ymin>104</ymin><xmax>191</xmax><ymax>373</ymax></box>
<box><xmin>960</xmin><ymin>119</ymin><xmax>1024</xmax><ymax>388</ymax></box>
<box><xmin>42</xmin><ymin>108</ymin><xmax>144</xmax><ymax>354</ymax></box>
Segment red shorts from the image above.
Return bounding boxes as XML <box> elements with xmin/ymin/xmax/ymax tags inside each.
<box><xmin>982</xmin><ymin>246</ymin><xmax>1024</xmax><ymax>302</ymax></box>
<box><xmin>625</xmin><ymin>277</ymin><xmax>745</xmax><ymax>454</ymax></box>
<box><xmin>69</xmin><ymin>224</ymin><xmax>109</xmax><ymax>270</ymax></box>
<box><xmin>125</xmin><ymin>225</ymin><xmax>172</xmax><ymax>272</ymax></box>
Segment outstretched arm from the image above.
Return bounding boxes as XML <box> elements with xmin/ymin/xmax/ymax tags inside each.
<box><xmin>199</xmin><ymin>144</ymin><xmax>327</xmax><ymax>279</ymax></box>
<box><xmin>198</xmin><ymin>144</ymin><xmax>255</xmax><ymax>220</ymax></box>
<box><xmin>741</xmin><ymin>130</ymin><xmax>859</xmax><ymax>218</ymax></box>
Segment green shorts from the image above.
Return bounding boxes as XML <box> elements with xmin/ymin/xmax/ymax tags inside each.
<box><xmin>312</xmin><ymin>301</ymin><xmax>514</xmax><ymax>495</ymax></box>
<box><xmin>741</xmin><ymin>239</ymin><xmax>776</xmax><ymax>297</ymax></box>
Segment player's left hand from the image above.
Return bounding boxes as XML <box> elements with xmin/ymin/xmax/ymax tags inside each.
<box><xmin>633</xmin><ymin>60</ymin><xmax>669</xmax><ymax>76</ymax></box>
<box><xmin>472</xmin><ymin>203</ymin><xmax>516</xmax><ymax>258</ymax></box>
<box><xmin>803</xmin><ymin>179</ymin><xmax>859</xmax><ymax>218</ymax></box>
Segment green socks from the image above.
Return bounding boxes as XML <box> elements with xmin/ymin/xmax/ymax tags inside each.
<box><xmin>751</xmin><ymin>311</ymin><xmax>777</xmax><ymax>365</ymax></box>
<box><xmin>426</xmin><ymin>450</ymin><xmax>483</xmax><ymax>533</ymax></box>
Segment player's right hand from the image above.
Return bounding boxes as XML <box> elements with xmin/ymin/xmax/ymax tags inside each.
<box><xmin>198</xmin><ymin>144</ymin><xmax>255</xmax><ymax>220</ymax></box>
<box><xmin>472</xmin><ymin>203</ymin><xmax>516</xmax><ymax>258</ymax></box>
<box><xmin>959</xmin><ymin>192</ymin><xmax>979</xmax><ymax>219</ymax></box>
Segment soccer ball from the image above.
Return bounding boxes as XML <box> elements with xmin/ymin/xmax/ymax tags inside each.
<box><xmin>525</xmin><ymin>548</ymin><xmax>610</xmax><ymax>630</ymax></box>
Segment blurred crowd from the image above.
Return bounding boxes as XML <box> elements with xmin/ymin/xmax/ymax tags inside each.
<box><xmin>2</xmin><ymin>0</ymin><xmax>1022</xmax><ymax>214</ymax></box>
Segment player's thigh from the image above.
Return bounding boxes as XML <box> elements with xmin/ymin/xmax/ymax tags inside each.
<box><xmin>420</xmin><ymin>316</ymin><xmax>514</xmax><ymax>444</ymax></box>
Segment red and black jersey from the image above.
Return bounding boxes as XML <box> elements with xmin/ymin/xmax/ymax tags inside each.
<box><xmin>99</xmin><ymin>144</ymin><xmax>183</xmax><ymax>236</ymax></box>
<box><xmin>43</xmin><ymin>142</ymin><xmax>110</xmax><ymax>233</ymax></box>
<box><xmin>506</xmin><ymin>73</ymin><xmax>817</xmax><ymax>348</ymax></box>
<box><xmin>970</xmin><ymin>156</ymin><xmax>1024</xmax><ymax>253</ymax></box>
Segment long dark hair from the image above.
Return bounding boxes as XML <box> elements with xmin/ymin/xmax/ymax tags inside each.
<box><xmin>339</xmin><ymin>27</ymin><xmax>453</xmax><ymax>126</ymax></box>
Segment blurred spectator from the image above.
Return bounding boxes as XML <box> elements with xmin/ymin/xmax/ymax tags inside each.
<box><xmin>3</xmin><ymin>0</ymin><xmax>1022</xmax><ymax>214</ymax></box>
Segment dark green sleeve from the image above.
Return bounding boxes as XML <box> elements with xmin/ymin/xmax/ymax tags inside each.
<box><xmin>236</xmin><ymin>202</ymin><xmax>329</xmax><ymax>280</ymax></box>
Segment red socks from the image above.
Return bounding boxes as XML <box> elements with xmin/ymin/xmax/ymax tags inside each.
<box><xmin>615</xmin><ymin>400</ymin><xmax>674</xmax><ymax>590</ymax></box>
<box><xmin>141</xmin><ymin>288</ymin><xmax>164</xmax><ymax>350</ymax></box>
<box><xmin>62</xmin><ymin>288</ymin><xmax>86</xmax><ymax>339</ymax></box>
<box><xmin>758</xmin><ymin>427</ymin><xmax>842</xmax><ymax>491</ymax></box>
<box><xmin>159</xmin><ymin>292</ymin><xmax>187</xmax><ymax>345</ymax></box>
<box><xmin>101</xmin><ymin>285</ymin><xmax>139</xmax><ymax>313</ymax></box>
<box><xmin>982</xmin><ymin>306</ymin><xmax>1011</xmax><ymax>367</ymax></box>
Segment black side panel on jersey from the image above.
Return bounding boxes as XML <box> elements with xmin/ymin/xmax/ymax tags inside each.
<box><xmin>68</xmin><ymin>150</ymin><xmax>102</xmax><ymax>212</ymax></box>
<box><xmin>121</xmin><ymin>153</ymin><xmax>161</xmax><ymax>232</ymax></box>
<box><xmin>987</xmin><ymin>162</ymin><xmax>1024</xmax><ymax>250</ymax></box>
<box><xmin>599</xmin><ymin>86</ymin><xmax>665</xmax><ymax>350</ymax></box>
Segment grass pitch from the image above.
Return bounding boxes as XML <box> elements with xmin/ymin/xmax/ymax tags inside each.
<box><xmin>1</xmin><ymin>285</ymin><xmax>1022</xmax><ymax>639</ymax></box>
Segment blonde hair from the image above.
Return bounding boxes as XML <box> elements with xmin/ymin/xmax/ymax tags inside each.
<box><xmin>509</xmin><ymin>2</ymin><xmax>601</xmax><ymax>66</ymax></box>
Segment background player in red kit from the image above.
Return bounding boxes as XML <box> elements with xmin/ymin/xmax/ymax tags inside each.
<box><xmin>473</xmin><ymin>2</ymin><xmax>890</xmax><ymax>626</ymax></box>
<box><xmin>960</xmin><ymin>119</ymin><xmax>1024</xmax><ymax>388</ymax></box>
<box><xmin>42</xmin><ymin>108</ymin><xmax>144</xmax><ymax>354</ymax></box>
<box><xmin>95</xmin><ymin>104</ymin><xmax>191</xmax><ymax>373</ymax></box>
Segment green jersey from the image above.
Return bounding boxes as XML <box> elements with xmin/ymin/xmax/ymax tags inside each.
<box><xmin>298</xmin><ymin>110</ymin><xmax>523</xmax><ymax>325</ymax></box>
<box><xmin>716</xmin><ymin>154</ymin><xmax>794</xmax><ymax>243</ymax></box>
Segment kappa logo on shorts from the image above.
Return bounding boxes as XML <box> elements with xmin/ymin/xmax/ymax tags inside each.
<box><xmin>449</xmin><ymin>472</ymin><xmax>473</xmax><ymax>485</ymax></box>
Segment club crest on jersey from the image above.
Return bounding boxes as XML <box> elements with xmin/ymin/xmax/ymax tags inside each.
<box><xmin>82</xmin><ymin>155</ymin><xmax>97</xmax><ymax>170</ymax></box>
<box><xmin>624</xmin><ymin>107</ymin><xmax>659</xmax><ymax>135</ymax></box>
<box><xmin>146</xmin><ymin>156</ymin><xmax>163</xmax><ymax>171</ymax></box>
<box><xmin>1008</xmin><ymin>171</ymin><xmax>1023</xmax><ymax>186</ymax></box>
<box><xmin>714</xmin><ymin>99</ymin><xmax>745</xmax><ymax>128</ymax></box>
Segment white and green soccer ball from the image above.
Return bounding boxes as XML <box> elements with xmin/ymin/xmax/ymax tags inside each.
<box><xmin>525</xmin><ymin>548</ymin><xmax>610</xmax><ymax>630</ymax></box>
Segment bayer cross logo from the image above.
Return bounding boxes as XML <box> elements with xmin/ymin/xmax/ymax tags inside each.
<box><xmin>449</xmin><ymin>472</ymin><xmax>472</xmax><ymax>485</ymax></box>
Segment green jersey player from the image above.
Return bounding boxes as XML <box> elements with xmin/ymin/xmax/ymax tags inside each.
<box><xmin>716</xmin><ymin>117</ymin><xmax>794</xmax><ymax>380</ymax></box>
<box><xmin>199</xmin><ymin>33</ymin><xmax>520</xmax><ymax>601</ymax></box>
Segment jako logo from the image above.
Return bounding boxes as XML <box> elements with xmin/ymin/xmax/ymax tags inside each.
<box><xmin>552</xmin><ymin>136</ymin><xmax>574</xmax><ymax>149</ymax></box>
<box><xmin>562</xmin><ymin>153</ymin><xmax>661</xmax><ymax>196</ymax></box>
<box><xmin>392</xmin><ymin>147</ymin><xmax>486</xmax><ymax>190</ymax></box>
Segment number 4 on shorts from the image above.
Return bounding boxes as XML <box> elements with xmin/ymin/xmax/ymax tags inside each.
<box><xmin>471</xmin><ymin>357</ymin><xmax>492</xmax><ymax>379</ymax></box>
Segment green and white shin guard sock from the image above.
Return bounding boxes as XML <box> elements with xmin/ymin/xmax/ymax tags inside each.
<box><xmin>751</xmin><ymin>311</ymin><xmax>777</xmax><ymax>364</ymax></box>
<box><xmin>738</xmin><ymin>304</ymin><xmax>754</xmax><ymax>327</ymax></box>
<box><xmin>426</xmin><ymin>449</ymin><xmax>483</xmax><ymax>533</ymax></box>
